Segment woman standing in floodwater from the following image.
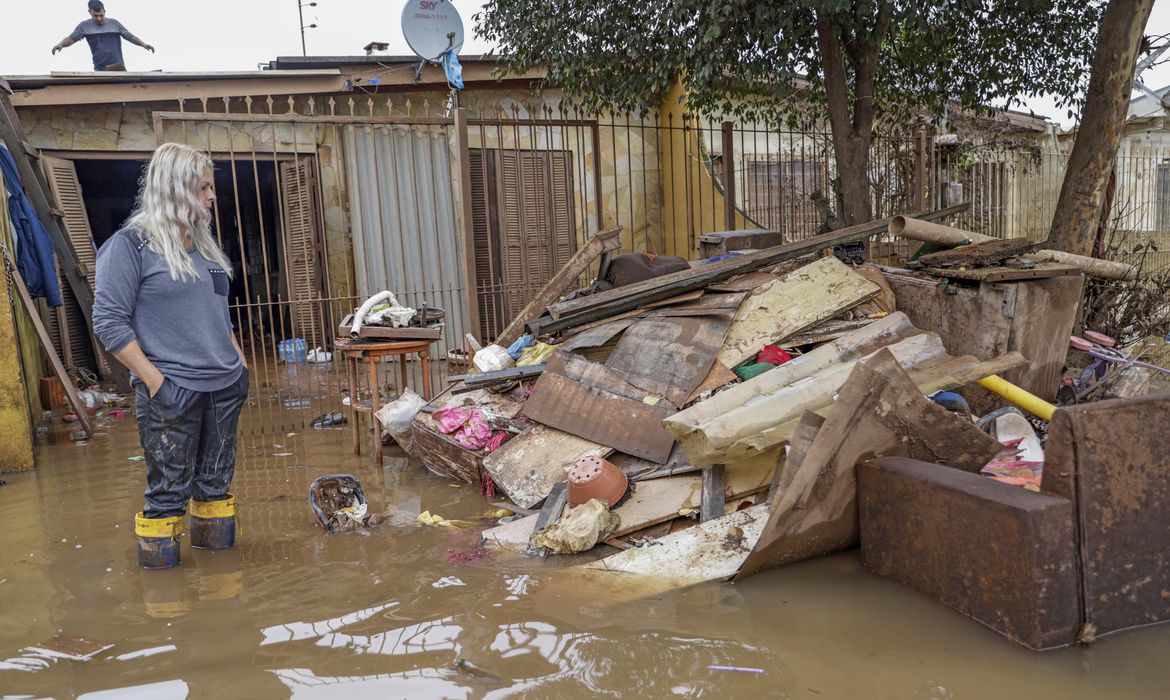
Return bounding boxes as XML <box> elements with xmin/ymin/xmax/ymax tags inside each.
<box><xmin>92</xmin><ymin>142</ymin><xmax>249</xmax><ymax>569</ymax></box>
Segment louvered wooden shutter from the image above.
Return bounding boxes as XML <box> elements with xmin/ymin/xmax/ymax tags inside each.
<box><xmin>469</xmin><ymin>149</ymin><xmax>503</xmax><ymax>342</ymax></box>
<box><xmin>469</xmin><ymin>148</ymin><xmax>577</xmax><ymax>341</ymax></box>
<box><xmin>279</xmin><ymin>158</ymin><xmax>326</xmax><ymax>349</ymax></box>
<box><xmin>40</xmin><ymin>156</ymin><xmax>100</xmax><ymax>375</ymax></box>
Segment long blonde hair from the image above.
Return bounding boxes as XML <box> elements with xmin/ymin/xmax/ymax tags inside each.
<box><xmin>125</xmin><ymin>143</ymin><xmax>233</xmax><ymax>282</ymax></box>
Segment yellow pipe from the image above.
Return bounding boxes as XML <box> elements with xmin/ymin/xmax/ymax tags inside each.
<box><xmin>977</xmin><ymin>375</ymin><xmax>1056</xmax><ymax>421</ymax></box>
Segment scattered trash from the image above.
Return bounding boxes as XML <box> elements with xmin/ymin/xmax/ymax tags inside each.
<box><xmin>310</xmin><ymin>474</ymin><xmax>381</xmax><ymax>532</ymax></box>
<box><xmin>416</xmin><ymin>511</ymin><xmax>470</xmax><ymax>528</ymax></box>
<box><xmin>311</xmin><ymin>411</ymin><xmax>347</xmax><ymax>428</ymax></box>
<box><xmin>530</xmin><ymin>498</ymin><xmax>620</xmax><ymax>554</ymax></box>
<box><xmin>278</xmin><ymin>338</ymin><xmax>307</xmax><ymax>363</ymax></box>
<box><xmin>23</xmin><ymin>635</ymin><xmax>113</xmax><ymax>661</ymax></box>
<box><xmin>273</xmin><ymin>452</ymin><xmax>294</xmax><ymax>457</ymax></box>
<box><xmin>707</xmin><ymin>665</ymin><xmax>764</xmax><ymax>674</ymax></box>
<box><xmin>472</xmin><ymin>344</ymin><xmax>514</xmax><ymax>373</ymax></box>
<box><xmin>306</xmin><ymin>347</ymin><xmax>333</xmax><ymax>363</ymax></box>
<box><xmin>127</xmin><ymin>455</ymin><xmax>144</xmax><ymax>462</ymax></box>
<box><xmin>375</xmin><ymin>389</ymin><xmax>426</xmax><ymax>450</ymax></box>
<box><xmin>432</xmin><ymin>576</ymin><xmax>466</xmax><ymax>588</ymax></box>
<box><xmin>516</xmin><ymin>341</ymin><xmax>556</xmax><ymax>367</ymax></box>
<box><xmin>505</xmin><ymin>333</ymin><xmax>536</xmax><ymax>360</ymax></box>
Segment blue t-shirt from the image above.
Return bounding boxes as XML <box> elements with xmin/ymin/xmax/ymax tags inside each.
<box><xmin>69</xmin><ymin>17</ymin><xmax>137</xmax><ymax>70</ymax></box>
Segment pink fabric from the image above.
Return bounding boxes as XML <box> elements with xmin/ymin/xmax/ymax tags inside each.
<box><xmin>453</xmin><ymin>412</ymin><xmax>492</xmax><ymax>451</ymax></box>
<box><xmin>434</xmin><ymin>406</ymin><xmax>493</xmax><ymax>451</ymax></box>
<box><xmin>434</xmin><ymin>407</ymin><xmax>472</xmax><ymax>434</ymax></box>
<box><xmin>486</xmin><ymin>430</ymin><xmax>513</xmax><ymax>453</ymax></box>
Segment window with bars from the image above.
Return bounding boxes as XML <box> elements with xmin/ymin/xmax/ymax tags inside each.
<box><xmin>743</xmin><ymin>159</ymin><xmax>825</xmax><ymax>239</ymax></box>
<box><xmin>469</xmin><ymin>148</ymin><xmax>576</xmax><ymax>342</ymax></box>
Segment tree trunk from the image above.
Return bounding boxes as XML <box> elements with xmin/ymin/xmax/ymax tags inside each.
<box><xmin>816</xmin><ymin>13</ymin><xmax>881</xmax><ymax>227</ymax></box>
<box><xmin>1049</xmin><ymin>0</ymin><xmax>1154</xmax><ymax>256</ymax></box>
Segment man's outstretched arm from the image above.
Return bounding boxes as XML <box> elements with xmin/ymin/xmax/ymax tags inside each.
<box><xmin>51</xmin><ymin>36</ymin><xmax>78</xmax><ymax>54</ymax></box>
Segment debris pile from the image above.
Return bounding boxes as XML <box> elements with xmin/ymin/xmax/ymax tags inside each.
<box><xmin>401</xmin><ymin>212</ymin><xmax>1170</xmax><ymax>651</ymax></box>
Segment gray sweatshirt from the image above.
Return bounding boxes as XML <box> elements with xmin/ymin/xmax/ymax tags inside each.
<box><xmin>93</xmin><ymin>228</ymin><xmax>242</xmax><ymax>392</ymax></box>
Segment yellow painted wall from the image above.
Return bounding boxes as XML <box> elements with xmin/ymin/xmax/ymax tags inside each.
<box><xmin>658</xmin><ymin>81</ymin><xmax>754</xmax><ymax>258</ymax></box>
<box><xmin>0</xmin><ymin>177</ymin><xmax>38</xmax><ymax>473</ymax></box>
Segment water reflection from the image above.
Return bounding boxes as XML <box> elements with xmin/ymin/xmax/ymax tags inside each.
<box><xmin>2</xmin><ymin>402</ymin><xmax>1170</xmax><ymax>698</ymax></box>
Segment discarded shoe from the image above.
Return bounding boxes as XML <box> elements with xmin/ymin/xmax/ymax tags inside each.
<box><xmin>311</xmin><ymin>411</ymin><xmax>348</xmax><ymax>428</ymax></box>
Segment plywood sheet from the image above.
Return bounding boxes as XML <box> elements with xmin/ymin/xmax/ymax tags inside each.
<box><xmin>481</xmin><ymin>423</ymin><xmax>611</xmax><ymax>509</ymax></box>
<box><xmin>605</xmin><ymin>312</ymin><xmax>734</xmax><ymax>407</ymax></box>
<box><xmin>716</xmin><ymin>256</ymin><xmax>881</xmax><ymax>368</ymax></box>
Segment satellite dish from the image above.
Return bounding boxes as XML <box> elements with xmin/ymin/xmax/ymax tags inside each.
<box><xmin>401</xmin><ymin>0</ymin><xmax>465</xmax><ymax>62</ymax></box>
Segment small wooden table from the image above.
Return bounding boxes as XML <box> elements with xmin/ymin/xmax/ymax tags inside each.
<box><xmin>340</xmin><ymin>339</ymin><xmax>433</xmax><ymax>465</ymax></box>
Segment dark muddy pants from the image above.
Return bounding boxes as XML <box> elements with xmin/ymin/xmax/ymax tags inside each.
<box><xmin>135</xmin><ymin>370</ymin><xmax>249</xmax><ymax>518</ymax></box>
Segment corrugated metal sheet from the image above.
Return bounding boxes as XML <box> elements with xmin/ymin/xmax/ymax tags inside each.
<box><xmin>342</xmin><ymin>123</ymin><xmax>469</xmax><ymax>359</ymax></box>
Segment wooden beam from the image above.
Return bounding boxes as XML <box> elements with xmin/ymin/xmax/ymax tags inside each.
<box><xmin>453</xmin><ymin>107</ymin><xmax>482</xmax><ymax>345</ymax></box>
<box><xmin>10</xmin><ymin>75</ymin><xmax>348</xmax><ymax>108</ymax></box>
<box><xmin>721</xmin><ymin>121</ymin><xmax>736</xmax><ymax>230</ymax></box>
<box><xmin>701</xmin><ymin>464</ymin><xmax>727</xmax><ymax>523</ymax></box>
<box><xmin>532</xmin><ymin>204</ymin><xmax>970</xmax><ymax>336</ymax></box>
<box><xmin>497</xmin><ymin>227</ymin><xmax>621</xmax><ymax>347</ymax></box>
<box><xmin>0</xmin><ymin>243</ymin><xmax>93</xmax><ymax>437</ymax></box>
<box><xmin>527</xmin><ymin>481</ymin><xmax>569</xmax><ymax>558</ymax></box>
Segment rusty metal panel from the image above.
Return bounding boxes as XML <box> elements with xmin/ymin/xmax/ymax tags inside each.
<box><xmin>859</xmin><ymin>457</ymin><xmax>1080</xmax><ymax>650</ymax></box>
<box><xmin>523</xmin><ymin>352</ymin><xmax>677</xmax><ymax>463</ymax></box>
<box><xmin>1043</xmin><ymin>396</ymin><xmax>1170</xmax><ymax>638</ymax></box>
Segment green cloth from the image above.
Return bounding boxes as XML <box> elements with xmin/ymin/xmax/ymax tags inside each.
<box><xmin>734</xmin><ymin>362</ymin><xmax>776</xmax><ymax>381</ymax></box>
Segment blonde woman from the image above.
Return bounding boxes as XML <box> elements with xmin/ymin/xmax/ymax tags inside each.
<box><xmin>93</xmin><ymin>143</ymin><xmax>248</xmax><ymax>569</ymax></box>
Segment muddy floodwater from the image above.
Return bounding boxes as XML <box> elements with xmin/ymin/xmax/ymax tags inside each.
<box><xmin>3</xmin><ymin>403</ymin><xmax>1170</xmax><ymax>699</ymax></box>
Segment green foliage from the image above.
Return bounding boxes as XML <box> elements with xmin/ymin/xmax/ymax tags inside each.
<box><xmin>475</xmin><ymin>0</ymin><xmax>1104</xmax><ymax>124</ymax></box>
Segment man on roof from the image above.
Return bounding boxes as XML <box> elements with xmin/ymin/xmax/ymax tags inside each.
<box><xmin>51</xmin><ymin>1</ymin><xmax>154</xmax><ymax>71</ymax></box>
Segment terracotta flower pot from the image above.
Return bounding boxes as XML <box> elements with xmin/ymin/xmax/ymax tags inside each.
<box><xmin>566</xmin><ymin>455</ymin><xmax>629</xmax><ymax>507</ymax></box>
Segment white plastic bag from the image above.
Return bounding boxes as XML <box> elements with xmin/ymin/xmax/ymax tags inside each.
<box><xmin>306</xmin><ymin>347</ymin><xmax>333</xmax><ymax>363</ymax></box>
<box><xmin>472</xmin><ymin>344</ymin><xmax>514</xmax><ymax>373</ymax></box>
<box><xmin>375</xmin><ymin>389</ymin><xmax>426</xmax><ymax>452</ymax></box>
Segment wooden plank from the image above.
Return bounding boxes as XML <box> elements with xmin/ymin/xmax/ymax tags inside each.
<box><xmin>581</xmin><ymin>504</ymin><xmax>770</xmax><ymax>583</ymax></box>
<box><xmin>483</xmin><ymin>453</ymin><xmax>775</xmax><ymax>550</ymax></box>
<box><xmin>535</xmin><ymin>204</ymin><xmax>969</xmax><ymax>334</ymax></box>
<box><xmin>921</xmin><ymin>261</ymin><xmax>1079</xmax><ymax>282</ymax></box>
<box><xmin>0</xmin><ymin>244</ymin><xmax>93</xmax><ymax>437</ymax></box>
<box><xmin>523</xmin><ymin>367</ymin><xmax>676</xmax><ymax>463</ymax></box>
<box><xmin>734</xmin><ymin>349</ymin><xmax>1003</xmax><ymax>580</ymax></box>
<box><xmin>716</xmin><ymin>256</ymin><xmax>881</xmax><ymax>369</ymax></box>
<box><xmin>706</xmin><ymin>270</ymin><xmax>778</xmax><ymax>292</ymax></box>
<box><xmin>913</xmin><ymin>237</ymin><xmax>1040</xmax><ymax>268</ymax></box>
<box><xmin>481</xmin><ymin>423</ymin><xmax>611</xmax><ymax>509</ymax></box>
<box><xmin>684</xmin><ymin>361</ymin><xmax>737</xmax><ymax>404</ymax></box>
<box><xmin>605</xmin><ymin>312</ymin><xmax>734</xmax><ymax>407</ymax></box>
<box><xmin>701</xmin><ymin>465</ymin><xmax>726</xmax><ymax>523</ymax></box>
<box><xmin>496</xmin><ymin>227</ymin><xmax>622</xmax><ymax>346</ymax></box>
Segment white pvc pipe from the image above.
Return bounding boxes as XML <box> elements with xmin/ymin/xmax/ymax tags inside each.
<box><xmin>350</xmin><ymin>291</ymin><xmax>400</xmax><ymax>335</ymax></box>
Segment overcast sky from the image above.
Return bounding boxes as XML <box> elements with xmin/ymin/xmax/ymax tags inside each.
<box><xmin>3</xmin><ymin>0</ymin><xmax>1169</xmax><ymax>128</ymax></box>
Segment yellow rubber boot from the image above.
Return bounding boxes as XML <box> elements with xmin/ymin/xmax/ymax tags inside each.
<box><xmin>189</xmin><ymin>495</ymin><xmax>237</xmax><ymax>550</ymax></box>
<box><xmin>135</xmin><ymin>512</ymin><xmax>183</xmax><ymax>569</ymax></box>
